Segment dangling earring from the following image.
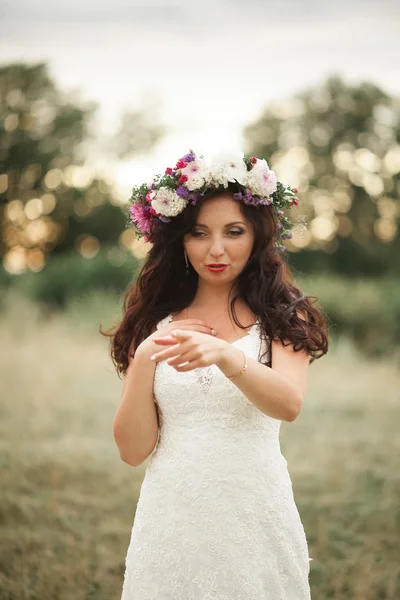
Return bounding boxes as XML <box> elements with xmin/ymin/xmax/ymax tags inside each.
<box><xmin>184</xmin><ymin>250</ymin><xmax>190</xmax><ymax>275</ymax></box>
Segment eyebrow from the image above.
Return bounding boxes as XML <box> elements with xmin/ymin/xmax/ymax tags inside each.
<box><xmin>194</xmin><ymin>221</ymin><xmax>246</xmax><ymax>228</ymax></box>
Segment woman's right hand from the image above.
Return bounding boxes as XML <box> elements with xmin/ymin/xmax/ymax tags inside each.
<box><xmin>137</xmin><ymin>318</ymin><xmax>215</xmax><ymax>358</ymax></box>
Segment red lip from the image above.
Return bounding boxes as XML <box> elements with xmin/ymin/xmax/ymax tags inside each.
<box><xmin>207</xmin><ymin>264</ymin><xmax>228</xmax><ymax>272</ymax></box>
<box><xmin>207</xmin><ymin>264</ymin><xmax>228</xmax><ymax>267</ymax></box>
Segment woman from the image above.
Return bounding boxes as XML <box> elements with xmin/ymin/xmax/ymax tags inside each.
<box><xmin>103</xmin><ymin>150</ymin><xmax>329</xmax><ymax>599</ymax></box>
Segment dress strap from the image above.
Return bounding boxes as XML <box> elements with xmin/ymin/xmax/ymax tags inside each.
<box><xmin>248</xmin><ymin>319</ymin><xmax>261</xmax><ymax>337</ymax></box>
<box><xmin>156</xmin><ymin>313</ymin><xmax>173</xmax><ymax>330</ymax></box>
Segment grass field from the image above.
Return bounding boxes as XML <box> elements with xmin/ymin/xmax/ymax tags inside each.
<box><xmin>0</xmin><ymin>290</ymin><xmax>399</xmax><ymax>600</ymax></box>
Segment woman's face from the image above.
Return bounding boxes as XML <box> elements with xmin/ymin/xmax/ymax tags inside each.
<box><xmin>183</xmin><ymin>193</ymin><xmax>255</xmax><ymax>285</ymax></box>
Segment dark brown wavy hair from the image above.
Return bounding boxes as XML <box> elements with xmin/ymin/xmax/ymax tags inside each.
<box><xmin>100</xmin><ymin>183</ymin><xmax>329</xmax><ymax>376</ymax></box>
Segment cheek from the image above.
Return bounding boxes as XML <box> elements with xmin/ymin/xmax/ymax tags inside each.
<box><xmin>231</xmin><ymin>237</ymin><xmax>253</xmax><ymax>257</ymax></box>
<box><xmin>184</xmin><ymin>240</ymin><xmax>202</xmax><ymax>259</ymax></box>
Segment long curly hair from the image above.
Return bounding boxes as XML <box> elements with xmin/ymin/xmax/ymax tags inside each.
<box><xmin>100</xmin><ymin>183</ymin><xmax>329</xmax><ymax>376</ymax></box>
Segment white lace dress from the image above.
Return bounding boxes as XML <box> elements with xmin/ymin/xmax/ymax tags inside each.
<box><xmin>120</xmin><ymin>314</ymin><xmax>312</xmax><ymax>600</ymax></box>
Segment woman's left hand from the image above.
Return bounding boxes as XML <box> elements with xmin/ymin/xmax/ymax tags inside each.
<box><xmin>150</xmin><ymin>329</ymin><xmax>228</xmax><ymax>371</ymax></box>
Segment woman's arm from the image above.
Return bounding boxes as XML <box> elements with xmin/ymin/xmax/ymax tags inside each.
<box><xmin>113</xmin><ymin>318</ymin><xmax>213</xmax><ymax>466</ymax></box>
<box><xmin>216</xmin><ymin>339</ymin><xmax>309</xmax><ymax>422</ymax></box>
<box><xmin>113</xmin><ymin>342</ymin><xmax>159</xmax><ymax>467</ymax></box>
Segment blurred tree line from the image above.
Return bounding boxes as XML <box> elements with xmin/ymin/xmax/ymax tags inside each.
<box><xmin>1</xmin><ymin>64</ymin><xmax>399</xmax><ymax>280</ymax></box>
<box><xmin>244</xmin><ymin>75</ymin><xmax>400</xmax><ymax>276</ymax></box>
<box><xmin>1</xmin><ymin>65</ymin><xmax>400</xmax><ymax>353</ymax></box>
<box><xmin>0</xmin><ymin>62</ymin><xmax>163</xmax><ymax>276</ymax></box>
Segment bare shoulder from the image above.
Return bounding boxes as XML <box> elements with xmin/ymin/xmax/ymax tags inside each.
<box><xmin>270</xmin><ymin>308</ymin><xmax>310</xmax><ymax>401</ymax></box>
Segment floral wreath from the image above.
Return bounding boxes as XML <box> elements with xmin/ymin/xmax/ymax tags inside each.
<box><xmin>128</xmin><ymin>149</ymin><xmax>300</xmax><ymax>253</ymax></box>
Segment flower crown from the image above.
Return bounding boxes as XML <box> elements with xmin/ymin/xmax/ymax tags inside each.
<box><xmin>128</xmin><ymin>149</ymin><xmax>299</xmax><ymax>253</ymax></box>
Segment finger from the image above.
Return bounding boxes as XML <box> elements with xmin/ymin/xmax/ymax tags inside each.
<box><xmin>170</xmin><ymin>329</ymin><xmax>189</xmax><ymax>338</ymax></box>
<box><xmin>153</xmin><ymin>336</ymin><xmax>179</xmax><ymax>345</ymax></box>
<box><xmin>167</xmin><ymin>347</ymin><xmax>199</xmax><ymax>367</ymax></box>
<box><xmin>174</xmin><ymin>359</ymin><xmax>201</xmax><ymax>372</ymax></box>
<box><xmin>152</xmin><ymin>330</ymin><xmax>191</xmax><ymax>346</ymax></box>
<box><xmin>183</xmin><ymin>318</ymin><xmax>213</xmax><ymax>326</ymax></box>
<box><xmin>177</xmin><ymin>318</ymin><xmax>214</xmax><ymax>329</ymax></box>
<box><xmin>150</xmin><ymin>339</ymin><xmax>188</xmax><ymax>362</ymax></box>
<box><xmin>189</xmin><ymin>324</ymin><xmax>216</xmax><ymax>335</ymax></box>
<box><xmin>150</xmin><ymin>344</ymin><xmax>177</xmax><ymax>362</ymax></box>
<box><xmin>172</xmin><ymin>323</ymin><xmax>214</xmax><ymax>335</ymax></box>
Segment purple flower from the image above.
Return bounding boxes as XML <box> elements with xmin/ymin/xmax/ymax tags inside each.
<box><xmin>232</xmin><ymin>192</ymin><xmax>243</xmax><ymax>201</ymax></box>
<box><xmin>176</xmin><ymin>185</ymin><xmax>190</xmax><ymax>198</ymax></box>
<box><xmin>242</xmin><ymin>193</ymin><xmax>259</xmax><ymax>206</ymax></box>
<box><xmin>183</xmin><ymin>150</ymin><xmax>196</xmax><ymax>163</ymax></box>
<box><xmin>189</xmin><ymin>191</ymin><xmax>202</xmax><ymax>205</ymax></box>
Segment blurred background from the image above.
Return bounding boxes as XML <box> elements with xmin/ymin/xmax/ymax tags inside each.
<box><xmin>1</xmin><ymin>1</ymin><xmax>399</xmax><ymax>599</ymax></box>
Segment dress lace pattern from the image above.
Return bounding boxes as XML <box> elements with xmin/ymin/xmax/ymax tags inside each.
<box><xmin>121</xmin><ymin>314</ymin><xmax>312</xmax><ymax>599</ymax></box>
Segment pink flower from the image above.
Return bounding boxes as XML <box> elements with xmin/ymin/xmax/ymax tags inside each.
<box><xmin>247</xmin><ymin>159</ymin><xmax>277</xmax><ymax>197</ymax></box>
<box><xmin>180</xmin><ymin>157</ymin><xmax>210</xmax><ymax>190</ymax></box>
<box><xmin>165</xmin><ymin>167</ymin><xmax>173</xmax><ymax>175</ymax></box>
<box><xmin>175</xmin><ymin>159</ymin><xmax>188</xmax><ymax>169</ymax></box>
<box><xmin>179</xmin><ymin>174</ymin><xmax>188</xmax><ymax>183</ymax></box>
<box><xmin>130</xmin><ymin>203</ymin><xmax>152</xmax><ymax>233</ymax></box>
<box><xmin>250</xmin><ymin>156</ymin><xmax>257</xmax><ymax>164</ymax></box>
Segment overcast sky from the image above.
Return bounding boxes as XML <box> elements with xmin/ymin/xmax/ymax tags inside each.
<box><xmin>1</xmin><ymin>0</ymin><xmax>399</xmax><ymax>191</ymax></box>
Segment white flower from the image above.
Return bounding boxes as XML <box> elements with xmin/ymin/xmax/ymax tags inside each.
<box><xmin>247</xmin><ymin>159</ymin><xmax>277</xmax><ymax>197</ymax></box>
<box><xmin>151</xmin><ymin>187</ymin><xmax>188</xmax><ymax>217</ymax></box>
<box><xmin>180</xmin><ymin>157</ymin><xmax>210</xmax><ymax>191</ymax></box>
<box><xmin>209</xmin><ymin>151</ymin><xmax>248</xmax><ymax>188</ymax></box>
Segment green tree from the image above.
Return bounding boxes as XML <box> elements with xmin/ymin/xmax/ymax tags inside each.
<box><xmin>244</xmin><ymin>76</ymin><xmax>400</xmax><ymax>275</ymax></box>
<box><xmin>0</xmin><ymin>62</ymin><xmax>163</xmax><ymax>274</ymax></box>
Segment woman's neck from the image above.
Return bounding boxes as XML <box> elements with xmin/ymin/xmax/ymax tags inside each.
<box><xmin>189</xmin><ymin>280</ymin><xmax>237</xmax><ymax>312</ymax></box>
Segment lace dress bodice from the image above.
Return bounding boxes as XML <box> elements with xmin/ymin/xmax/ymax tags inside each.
<box><xmin>120</xmin><ymin>313</ymin><xmax>312</xmax><ymax>599</ymax></box>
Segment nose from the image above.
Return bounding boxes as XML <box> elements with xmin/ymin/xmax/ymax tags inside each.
<box><xmin>209</xmin><ymin>238</ymin><xmax>226</xmax><ymax>260</ymax></box>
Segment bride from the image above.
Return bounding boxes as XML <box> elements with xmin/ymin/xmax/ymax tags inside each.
<box><xmin>102</xmin><ymin>150</ymin><xmax>329</xmax><ymax>599</ymax></box>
